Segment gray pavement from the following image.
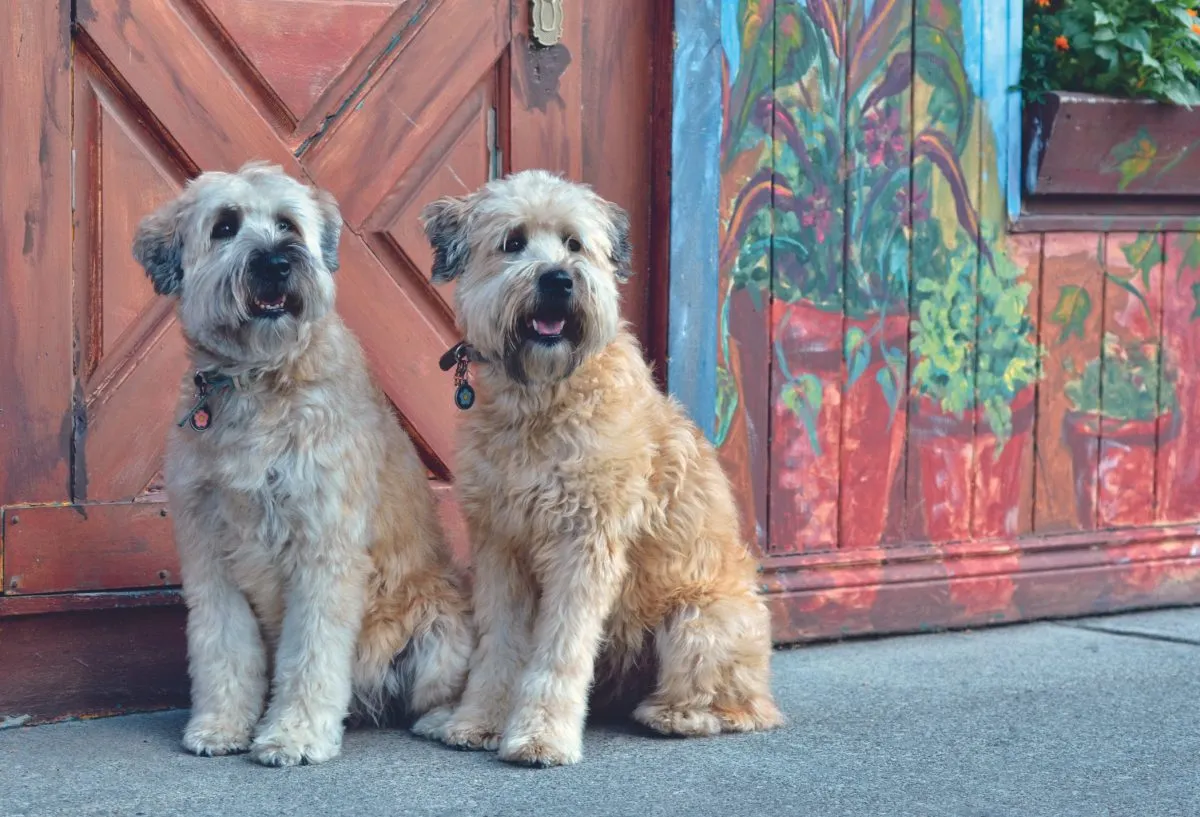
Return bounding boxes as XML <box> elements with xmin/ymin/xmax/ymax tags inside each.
<box><xmin>2</xmin><ymin>609</ymin><xmax>1199</xmax><ymax>817</ymax></box>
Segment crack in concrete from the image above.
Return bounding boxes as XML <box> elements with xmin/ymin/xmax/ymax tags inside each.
<box><xmin>1054</xmin><ymin>621</ymin><xmax>1200</xmax><ymax>648</ymax></box>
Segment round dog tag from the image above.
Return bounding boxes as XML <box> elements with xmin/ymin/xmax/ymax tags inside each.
<box><xmin>190</xmin><ymin>407</ymin><xmax>212</xmax><ymax>431</ymax></box>
<box><xmin>454</xmin><ymin>383</ymin><xmax>476</xmax><ymax>411</ymax></box>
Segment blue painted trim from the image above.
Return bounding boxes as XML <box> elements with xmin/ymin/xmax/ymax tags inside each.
<box><xmin>667</xmin><ymin>0</ymin><xmax>724</xmax><ymax>440</ymax></box>
<box><xmin>1005</xmin><ymin>0</ymin><xmax>1024</xmax><ymax>222</ymax></box>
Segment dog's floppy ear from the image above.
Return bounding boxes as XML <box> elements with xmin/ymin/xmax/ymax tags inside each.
<box><xmin>421</xmin><ymin>197</ymin><xmax>470</xmax><ymax>284</ymax></box>
<box><xmin>604</xmin><ymin>201</ymin><xmax>634</xmax><ymax>281</ymax></box>
<box><xmin>132</xmin><ymin>198</ymin><xmax>187</xmax><ymax>296</ymax></box>
<box><xmin>314</xmin><ymin>188</ymin><xmax>343</xmax><ymax>274</ymax></box>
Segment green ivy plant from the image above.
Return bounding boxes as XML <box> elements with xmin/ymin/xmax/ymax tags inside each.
<box><xmin>909</xmin><ymin>224</ymin><xmax>1041</xmax><ymax>451</ymax></box>
<box><xmin>1020</xmin><ymin>0</ymin><xmax>1200</xmax><ymax>105</ymax></box>
<box><xmin>1065</xmin><ymin>333</ymin><xmax>1177</xmax><ymax>421</ymax></box>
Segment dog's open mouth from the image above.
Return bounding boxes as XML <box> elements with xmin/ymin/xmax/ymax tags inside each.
<box><xmin>520</xmin><ymin>306</ymin><xmax>578</xmax><ymax>346</ymax></box>
<box><xmin>248</xmin><ymin>292</ymin><xmax>301</xmax><ymax>319</ymax></box>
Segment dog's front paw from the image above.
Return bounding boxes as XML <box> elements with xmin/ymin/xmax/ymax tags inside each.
<box><xmin>498</xmin><ymin>729</ymin><xmax>582</xmax><ymax>768</ymax></box>
<box><xmin>182</xmin><ymin>714</ymin><xmax>253</xmax><ymax>757</ymax></box>
<box><xmin>440</xmin><ymin>714</ymin><xmax>504</xmax><ymax>752</ymax></box>
<box><xmin>410</xmin><ymin>706</ymin><xmax>454</xmax><ymax>741</ymax></box>
<box><xmin>632</xmin><ymin>701</ymin><xmax>722</xmax><ymax>737</ymax></box>
<box><xmin>249</xmin><ymin>722</ymin><xmax>342</xmax><ymax>767</ymax></box>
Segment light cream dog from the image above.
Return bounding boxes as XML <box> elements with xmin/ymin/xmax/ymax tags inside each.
<box><xmin>134</xmin><ymin>162</ymin><xmax>473</xmax><ymax>767</ymax></box>
<box><xmin>418</xmin><ymin>170</ymin><xmax>783</xmax><ymax>768</ymax></box>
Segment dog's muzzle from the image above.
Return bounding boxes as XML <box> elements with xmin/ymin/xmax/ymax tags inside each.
<box><xmin>521</xmin><ymin>268</ymin><xmax>579</xmax><ymax>345</ymax></box>
<box><xmin>247</xmin><ymin>247</ymin><xmax>302</xmax><ymax>319</ymax></box>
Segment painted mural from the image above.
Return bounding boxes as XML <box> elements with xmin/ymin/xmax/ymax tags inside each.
<box><xmin>714</xmin><ymin>0</ymin><xmax>1200</xmax><ymax>562</ymax></box>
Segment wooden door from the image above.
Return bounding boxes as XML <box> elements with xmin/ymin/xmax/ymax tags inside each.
<box><xmin>1</xmin><ymin>0</ymin><xmax>667</xmax><ymax>708</ymax></box>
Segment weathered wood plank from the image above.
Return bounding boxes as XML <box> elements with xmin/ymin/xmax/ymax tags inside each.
<box><xmin>0</xmin><ymin>1</ymin><xmax>73</xmax><ymax>507</ymax></box>
<box><xmin>1035</xmin><ymin>233</ymin><xmax>1105</xmax><ymax>532</ymax></box>
<box><xmin>1157</xmin><ymin>233</ymin><xmax>1200</xmax><ymax>523</ymax></box>
<box><xmin>1098</xmin><ymin>233</ymin><xmax>1165</xmax><ymax>528</ymax></box>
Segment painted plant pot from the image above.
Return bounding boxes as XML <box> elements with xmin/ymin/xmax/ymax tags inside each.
<box><xmin>771</xmin><ymin>300</ymin><xmax>908</xmax><ymax>550</ymax></box>
<box><xmin>1063</xmin><ymin>410</ymin><xmax>1179</xmax><ymax>528</ymax></box>
<box><xmin>910</xmin><ymin>388</ymin><xmax>1035</xmax><ymax>543</ymax></box>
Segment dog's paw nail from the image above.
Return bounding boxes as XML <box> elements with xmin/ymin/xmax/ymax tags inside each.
<box><xmin>250</xmin><ymin>727</ymin><xmax>340</xmax><ymax>767</ymax></box>
<box><xmin>498</xmin><ymin>735</ymin><xmax>581</xmax><ymax>768</ymax></box>
<box><xmin>182</xmin><ymin>718</ymin><xmax>253</xmax><ymax>757</ymax></box>
<box><xmin>411</xmin><ymin>707</ymin><xmax>454</xmax><ymax>741</ymax></box>
<box><xmin>442</xmin><ymin>722</ymin><xmax>504</xmax><ymax>752</ymax></box>
<box><xmin>633</xmin><ymin>704</ymin><xmax>722</xmax><ymax>737</ymax></box>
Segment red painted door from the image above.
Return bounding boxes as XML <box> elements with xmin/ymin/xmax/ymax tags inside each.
<box><xmin>0</xmin><ymin>0</ymin><xmax>665</xmax><ymax>596</ymax></box>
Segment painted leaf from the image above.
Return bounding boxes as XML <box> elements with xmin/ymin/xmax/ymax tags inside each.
<box><xmin>862</xmin><ymin>51</ymin><xmax>912</xmax><ymax>113</ymax></box>
<box><xmin>714</xmin><ymin>365</ymin><xmax>739</xmax><ymax>448</ymax></box>
<box><xmin>1192</xmin><ymin>283</ymin><xmax>1200</xmax><ymax>322</ymax></box>
<box><xmin>913</xmin><ymin>129</ymin><xmax>994</xmax><ymax>269</ymax></box>
<box><xmin>845</xmin><ymin>327</ymin><xmax>870</xmax><ymax>387</ymax></box>
<box><xmin>1175</xmin><ymin>233</ymin><xmax>1200</xmax><ymax>276</ymax></box>
<box><xmin>1050</xmin><ymin>285</ymin><xmax>1092</xmax><ymax>343</ymax></box>
<box><xmin>1120</xmin><ymin>233</ymin><xmax>1163</xmax><ymax>288</ymax></box>
<box><xmin>1105</xmin><ymin>128</ymin><xmax>1157</xmax><ymax>192</ymax></box>
<box><xmin>782</xmin><ymin>374</ymin><xmax>825</xmax><ymax>456</ymax></box>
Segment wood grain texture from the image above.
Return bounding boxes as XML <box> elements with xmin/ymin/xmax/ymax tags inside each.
<box><xmin>1026</xmin><ymin>94</ymin><xmax>1200</xmax><ymax>197</ymax></box>
<box><xmin>0</xmin><ymin>0</ymin><xmax>73</xmax><ymax>507</ymax></box>
<box><xmin>997</xmin><ymin>232</ymin><xmax>1044</xmax><ymax>539</ymax></box>
<box><xmin>0</xmin><ymin>604</ymin><xmax>188</xmax><ymax>723</ymax></box>
<box><xmin>204</xmin><ymin>0</ymin><xmax>399</xmax><ymax>121</ymax></box>
<box><xmin>3</xmin><ymin>503</ymin><xmax>177</xmax><ymax>595</ymax></box>
<box><xmin>508</xmin><ymin>0</ymin><xmax>582</xmax><ymax>180</ymax></box>
<box><xmin>580</xmin><ymin>0</ymin><xmax>656</xmax><ymax>341</ymax></box>
<box><xmin>1157</xmin><ymin>233</ymin><xmax>1200</xmax><ymax>523</ymax></box>
<box><xmin>765</xmin><ymin>524</ymin><xmax>1200</xmax><ymax>642</ymax></box>
<box><xmin>1035</xmin><ymin>233</ymin><xmax>1105</xmax><ymax>533</ymax></box>
<box><xmin>304</xmin><ymin>0</ymin><xmax>509</xmax><ymax>225</ymax></box>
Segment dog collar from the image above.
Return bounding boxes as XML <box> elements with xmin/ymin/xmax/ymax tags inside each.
<box><xmin>178</xmin><ymin>370</ymin><xmax>235</xmax><ymax>431</ymax></box>
<box><xmin>439</xmin><ymin>341</ymin><xmax>486</xmax><ymax>411</ymax></box>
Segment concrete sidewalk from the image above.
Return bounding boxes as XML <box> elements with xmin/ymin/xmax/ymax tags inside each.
<box><xmin>2</xmin><ymin>609</ymin><xmax>1198</xmax><ymax>817</ymax></box>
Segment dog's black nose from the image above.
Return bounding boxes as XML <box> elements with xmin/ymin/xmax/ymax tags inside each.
<box><xmin>538</xmin><ymin>269</ymin><xmax>573</xmax><ymax>298</ymax></box>
<box><xmin>254</xmin><ymin>252</ymin><xmax>291</xmax><ymax>280</ymax></box>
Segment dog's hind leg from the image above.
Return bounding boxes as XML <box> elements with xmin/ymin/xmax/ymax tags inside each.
<box><xmin>404</xmin><ymin>584</ymin><xmax>475</xmax><ymax>739</ymax></box>
<box><xmin>633</xmin><ymin>594</ymin><xmax>783</xmax><ymax>736</ymax></box>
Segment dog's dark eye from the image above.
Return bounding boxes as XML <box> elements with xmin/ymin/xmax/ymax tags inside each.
<box><xmin>501</xmin><ymin>228</ymin><xmax>527</xmax><ymax>254</ymax></box>
<box><xmin>565</xmin><ymin>236</ymin><xmax>583</xmax><ymax>253</ymax></box>
<box><xmin>277</xmin><ymin>217</ymin><xmax>296</xmax><ymax>234</ymax></box>
<box><xmin>210</xmin><ymin>211</ymin><xmax>240</xmax><ymax>240</ymax></box>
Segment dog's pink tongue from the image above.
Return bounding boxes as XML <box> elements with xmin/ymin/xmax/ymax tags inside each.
<box><xmin>533</xmin><ymin>318</ymin><xmax>565</xmax><ymax>336</ymax></box>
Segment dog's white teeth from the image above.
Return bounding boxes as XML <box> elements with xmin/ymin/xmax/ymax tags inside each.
<box><xmin>531</xmin><ymin>318</ymin><xmax>565</xmax><ymax>336</ymax></box>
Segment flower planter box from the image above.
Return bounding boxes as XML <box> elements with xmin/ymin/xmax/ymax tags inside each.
<box><xmin>910</xmin><ymin>388</ymin><xmax>1036</xmax><ymax>543</ymax></box>
<box><xmin>1023</xmin><ymin>92</ymin><xmax>1200</xmax><ymax>198</ymax></box>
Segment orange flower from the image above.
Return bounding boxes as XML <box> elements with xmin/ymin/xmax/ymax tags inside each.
<box><xmin>1055</xmin><ymin>34</ymin><xmax>1069</xmax><ymax>50</ymax></box>
<box><xmin>1189</xmin><ymin>8</ymin><xmax>1198</xmax><ymax>16</ymax></box>
<box><xmin>1193</xmin><ymin>23</ymin><xmax>1200</xmax><ymax>35</ymax></box>
<box><xmin>1035</xmin><ymin>0</ymin><xmax>1051</xmax><ymax>7</ymax></box>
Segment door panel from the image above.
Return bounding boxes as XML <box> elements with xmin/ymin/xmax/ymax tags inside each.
<box><xmin>1</xmin><ymin>0</ymin><xmax>665</xmax><ymax>596</ymax></box>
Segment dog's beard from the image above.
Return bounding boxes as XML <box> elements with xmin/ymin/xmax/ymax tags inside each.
<box><xmin>179</xmin><ymin>253</ymin><xmax>333</xmax><ymax>369</ymax></box>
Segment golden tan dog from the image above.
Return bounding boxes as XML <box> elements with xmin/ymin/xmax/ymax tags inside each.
<box><xmin>416</xmin><ymin>171</ymin><xmax>782</xmax><ymax>767</ymax></box>
<box><xmin>134</xmin><ymin>162</ymin><xmax>473</xmax><ymax>767</ymax></box>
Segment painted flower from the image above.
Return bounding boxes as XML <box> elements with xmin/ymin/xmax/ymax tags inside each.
<box><xmin>862</xmin><ymin>108</ymin><xmax>906</xmax><ymax>168</ymax></box>
<box><xmin>1055</xmin><ymin>35</ymin><xmax>1069</xmax><ymax>50</ymax></box>
<box><xmin>894</xmin><ymin>185</ymin><xmax>930</xmax><ymax>228</ymax></box>
<box><xmin>800</xmin><ymin>186</ymin><xmax>833</xmax><ymax>243</ymax></box>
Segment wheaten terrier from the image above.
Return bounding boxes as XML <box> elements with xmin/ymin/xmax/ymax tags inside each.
<box><xmin>134</xmin><ymin>162</ymin><xmax>473</xmax><ymax>767</ymax></box>
<box><xmin>417</xmin><ymin>171</ymin><xmax>782</xmax><ymax>767</ymax></box>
